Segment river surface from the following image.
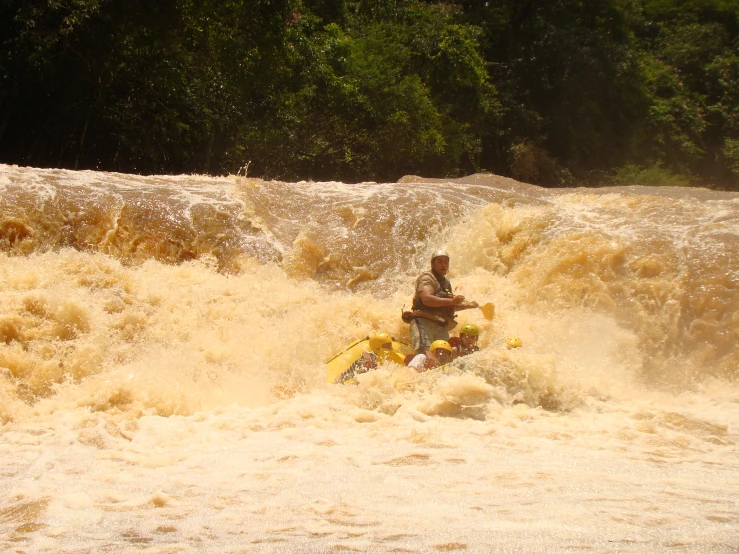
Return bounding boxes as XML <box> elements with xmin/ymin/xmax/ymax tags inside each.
<box><xmin>1</xmin><ymin>164</ymin><xmax>738</xmax><ymax>552</ymax></box>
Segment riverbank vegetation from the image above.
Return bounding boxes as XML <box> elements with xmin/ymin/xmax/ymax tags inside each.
<box><xmin>2</xmin><ymin>0</ymin><xmax>738</xmax><ymax>189</ymax></box>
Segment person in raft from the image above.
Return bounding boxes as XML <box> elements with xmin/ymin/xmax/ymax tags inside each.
<box><xmin>404</xmin><ymin>249</ymin><xmax>479</xmax><ymax>355</ymax></box>
<box><xmin>407</xmin><ymin>340</ymin><xmax>454</xmax><ymax>372</ymax></box>
<box><xmin>333</xmin><ymin>333</ymin><xmax>394</xmax><ymax>384</ymax></box>
<box><xmin>449</xmin><ymin>323</ymin><xmax>481</xmax><ymax>358</ymax></box>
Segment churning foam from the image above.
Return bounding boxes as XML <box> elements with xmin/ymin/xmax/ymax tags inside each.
<box><xmin>1</xmin><ymin>165</ymin><xmax>738</xmax><ymax>552</ymax></box>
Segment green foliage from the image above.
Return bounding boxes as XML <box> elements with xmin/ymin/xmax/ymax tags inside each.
<box><xmin>608</xmin><ymin>161</ymin><xmax>698</xmax><ymax>187</ymax></box>
<box><xmin>0</xmin><ymin>0</ymin><xmax>738</xmax><ymax>187</ymax></box>
<box><xmin>724</xmin><ymin>137</ymin><xmax>739</xmax><ymax>178</ymax></box>
<box><xmin>230</xmin><ymin>2</ymin><xmax>497</xmax><ymax>181</ymax></box>
<box><xmin>636</xmin><ymin>56</ymin><xmax>706</xmax><ymax>164</ymax></box>
<box><xmin>635</xmin><ymin>0</ymin><xmax>739</xmax><ymax>186</ymax></box>
<box><xmin>510</xmin><ymin>141</ymin><xmax>574</xmax><ymax>187</ymax></box>
<box><xmin>462</xmin><ymin>0</ymin><xmax>651</xmax><ymax>181</ymax></box>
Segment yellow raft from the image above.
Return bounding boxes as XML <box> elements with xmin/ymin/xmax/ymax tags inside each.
<box><xmin>326</xmin><ymin>337</ymin><xmax>414</xmax><ymax>384</ymax></box>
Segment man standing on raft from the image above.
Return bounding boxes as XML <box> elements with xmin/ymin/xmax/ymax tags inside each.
<box><xmin>404</xmin><ymin>249</ymin><xmax>480</xmax><ymax>354</ymax></box>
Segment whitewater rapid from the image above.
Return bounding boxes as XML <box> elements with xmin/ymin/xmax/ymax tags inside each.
<box><xmin>1</xmin><ymin>164</ymin><xmax>737</xmax><ymax>552</ymax></box>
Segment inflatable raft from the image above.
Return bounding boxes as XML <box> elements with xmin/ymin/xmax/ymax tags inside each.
<box><xmin>326</xmin><ymin>337</ymin><xmax>414</xmax><ymax>384</ymax></box>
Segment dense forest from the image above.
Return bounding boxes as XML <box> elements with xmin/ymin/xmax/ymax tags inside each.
<box><xmin>1</xmin><ymin>0</ymin><xmax>738</xmax><ymax>188</ymax></box>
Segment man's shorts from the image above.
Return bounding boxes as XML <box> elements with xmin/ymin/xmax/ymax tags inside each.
<box><xmin>410</xmin><ymin>318</ymin><xmax>450</xmax><ymax>354</ymax></box>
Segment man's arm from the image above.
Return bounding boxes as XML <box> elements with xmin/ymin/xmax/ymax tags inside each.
<box><xmin>454</xmin><ymin>300</ymin><xmax>479</xmax><ymax>310</ymax></box>
<box><xmin>407</xmin><ymin>354</ymin><xmax>427</xmax><ymax>371</ymax></box>
<box><xmin>418</xmin><ymin>288</ymin><xmax>466</xmax><ymax>308</ymax></box>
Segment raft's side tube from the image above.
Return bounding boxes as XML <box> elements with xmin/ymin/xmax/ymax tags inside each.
<box><xmin>326</xmin><ymin>338</ymin><xmax>413</xmax><ymax>384</ymax></box>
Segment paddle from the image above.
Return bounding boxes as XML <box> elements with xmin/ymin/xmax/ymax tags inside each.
<box><xmin>479</xmin><ymin>302</ymin><xmax>494</xmax><ymax>321</ymax></box>
<box><xmin>455</xmin><ymin>285</ymin><xmax>494</xmax><ymax>321</ymax></box>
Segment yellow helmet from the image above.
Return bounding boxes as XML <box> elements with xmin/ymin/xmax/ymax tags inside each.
<box><xmin>505</xmin><ymin>336</ymin><xmax>522</xmax><ymax>349</ymax></box>
<box><xmin>368</xmin><ymin>333</ymin><xmax>393</xmax><ymax>353</ymax></box>
<box><xmin>431</xmin><ymin>249</ymin><xmax>449</xmax><ymax>262</ymax></box>
<box><xmin>459</xmin><ymin>323</ymin><xmax>479</xmax><ymax>337</ymax></box>
<box><xmin>429</xmin><ymin>339</ymin><xmax>452</xmax><ymax>353</ymax></box>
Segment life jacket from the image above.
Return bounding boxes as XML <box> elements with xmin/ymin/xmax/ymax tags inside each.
<box><xmin>405</xmin><ymin>353</ymin><xmax>442</xmax><ymax>371</ymax></box>
<box><xmin>404</xmin><ymin>270</ymin><xmax>457</xmax><ymax>329</ymax></box>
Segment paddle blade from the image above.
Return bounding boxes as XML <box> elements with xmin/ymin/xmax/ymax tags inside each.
<box><xmin>480</xmin><ymin>302</ymin><xmax>495</xmax><ymax>321</ymax></box>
